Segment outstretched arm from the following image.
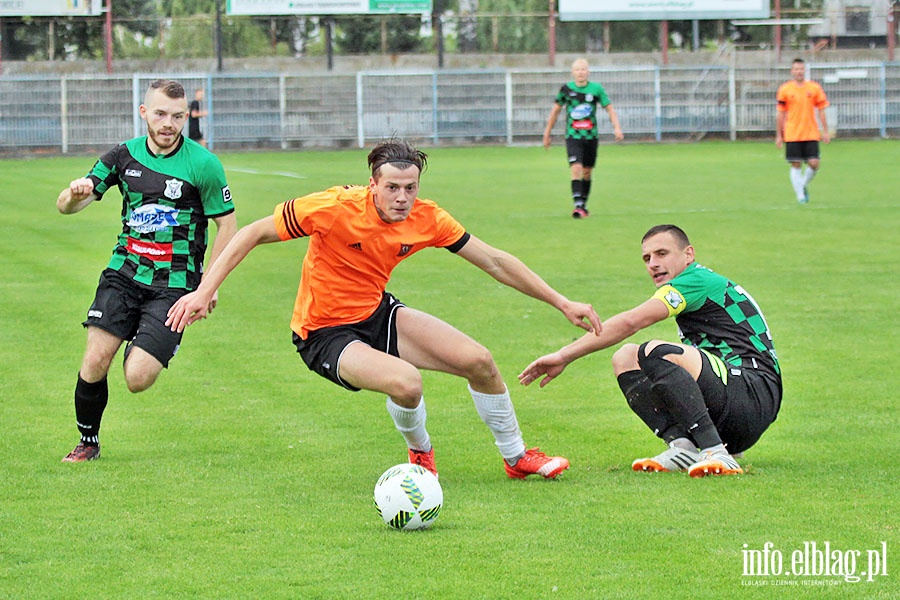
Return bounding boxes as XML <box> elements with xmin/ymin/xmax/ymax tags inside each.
<box><xmin>456</xmin><ymin>234</ymin><xmax>602</xmax><ymax>335</ymax></box>
<box><xmin>57</xmin><ymin>177</ymin><xmax>97</xmax><ymax>214</ymax></box>
<box><xmin>201</xmin><ymin>212</ymin><xmax>238</xmax><ymax>314</ymax></box>
<box><xmin>518</xmin><ymin>298</ymin><xmax>669</xmax><ymax>388</ymax></box>
<box><xmin>166</xmin><ymin>215</ymin><xmax>280</xmax><ymax>332</ymax></box>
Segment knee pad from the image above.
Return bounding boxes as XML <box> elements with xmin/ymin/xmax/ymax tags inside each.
<box><xmin>637</xmin><ymin>342</ymin><xmax>685</xmax><ymax>379</ymax></box>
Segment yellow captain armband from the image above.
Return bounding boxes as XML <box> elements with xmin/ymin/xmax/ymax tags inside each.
<box><xmin>652</xmin><ymin>284</ymin><xmax>687</xmax><ymax>317</ymax></box>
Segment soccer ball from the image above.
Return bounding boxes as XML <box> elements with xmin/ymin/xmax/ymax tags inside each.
<box><xmin>373</xmin><ymin>463</ymin><xmax>443</xmax><ymax>530</ymax></box>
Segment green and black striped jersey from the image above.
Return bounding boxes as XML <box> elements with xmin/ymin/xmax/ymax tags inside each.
<box><xmin>554</xmin><ymin>81</ymin><xmax>612</xmax><ymax>141</ymax></box>
<box><xmin>87</xmin><ymin>135</ymin><xmax>234</xmax><ymax>290</ymax></box>
<box><xmin>652</xmin><ymin>263</ymin><xmax>781</xmax><ymax>383</ymax></box>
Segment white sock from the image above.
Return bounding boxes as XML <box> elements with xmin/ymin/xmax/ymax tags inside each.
<box><xmin>700</xmin><ymin>442</ymin><xmax>728</xmax><ymax>455</ymax></box>
<box><xmin>803</xmin><ymin>166</ymin><xmax>818</xmax><ymax>186</ymax></box>
<box><xmin>789</xmin><ymin>166</ymin><xmax>805</xmax><ymax>199</ymax></box>
<box><xmin>669</xmin><ymin>437</ymin><xmax>698</xmax><ymax>452</ymax></box>
<box><xmin>386</xmin><ymin>397</ymin><xmax>431</xmax><ymax>452</ymax></box>
<box><xmin>468</xmin><ymin>384</ymin><xmax>525</xmax><ymax>461</ymax></box>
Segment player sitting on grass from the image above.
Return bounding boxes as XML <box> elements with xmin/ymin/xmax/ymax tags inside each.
<box><xmin>519</xmin><ymin>224</ymin><xmax>782</xmax><ymax>477</ymax></box>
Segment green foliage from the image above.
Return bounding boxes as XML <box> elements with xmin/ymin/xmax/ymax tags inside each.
<box><xmin>1</xmin><ymin>140</ymin><xmax>898</xmax><ymax>599</ymax></box>
<box><xmin>334</xmin><ymin>14</ymin><xmax>427</xmax><ymax>54</ymax></box>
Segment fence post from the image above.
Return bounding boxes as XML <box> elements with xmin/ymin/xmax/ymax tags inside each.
<box><xmin>356</xmin><ymin>72</ymin><xmax>365</xmax><ymax>148</ymax></box>
<box><xmin>60</xmin><ymin>76</ymin><xmax>68</xmax><ymax>154</ymax></box>
<box><xmin>505</xmin><ymin>71</ymin><xmax>513</xmax><ymax>145</ymax></box>
<box><xmin>729</xmin><ymin>66</ymin><xmax>736</xmax><ymax>141</ymax></box>
<box><xmin>880</xmin><ymin>62</ymin><xmax>887</xmax><ymax>138</ymax></box>
<box><xmin>654</xmin><ymin>66</ymin><xmax>662</xmax><ymax>142</ymax></box>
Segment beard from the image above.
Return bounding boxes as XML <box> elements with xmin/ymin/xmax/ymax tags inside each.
<box><xmin>147</xmin><ymin>125</ymin><xmax>181</xmax><ymax>152</ymax></box>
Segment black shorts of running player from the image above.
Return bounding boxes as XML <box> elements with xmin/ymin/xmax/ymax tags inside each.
<box><xmin>785</xmin><ymin>140</ymin><xmax>820</xmax><ymax>163</ymax></box>
<box><xmin>694</xmin><ymin>350</ymin><xmax>782</xmax><ymax>454</ymax></box>
<box><xmin>82</xmin><ymin>268</ymin><xmax>186</xmax><ymax>367</ymax></box>
<box><xmin>565</xmin><ymin>137</ymin><xmax>598</xmax><ymax>168</ymax></box>
<box><xmin>293</xmin><ymin>292</ymin><xmax>406</xmax><ymax>391</ymax></box>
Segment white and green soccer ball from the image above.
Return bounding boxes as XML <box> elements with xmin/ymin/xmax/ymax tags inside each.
<box><xmin>373</xmin><ymin>463</ymin><xmax>443</xmax><ymax>530</ymax></box>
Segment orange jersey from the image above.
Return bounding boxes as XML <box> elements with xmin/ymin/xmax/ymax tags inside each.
<box><xmin>273</xmin><ymin>185</ymin><xmax>467</xmax><ymax>338</ymax></box>
<box><xmin>776</xmin><ymin>80</ymin><xmax>829</xmax><ymax>142</ymax></box>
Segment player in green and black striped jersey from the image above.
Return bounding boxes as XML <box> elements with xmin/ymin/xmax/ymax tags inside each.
<box><xmin>519</xmin><ymin>225</ymin><xmax>782</xmax><ymax>478</ymax></box>
<box><xmin>56</xmin><ymin>79</ymin><xmax>237</xmax><ymax>463</ymax></box>
<box><xmin>543</xmin><ymin>58</ymin><xmax>623</xmax><ymax>218</ymax></box>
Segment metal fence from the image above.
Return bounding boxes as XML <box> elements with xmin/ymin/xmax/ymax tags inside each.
<box><xmin>1</xmin><ymin>63</ymin><xmax>898</xmax><ymax>154</ymax></box>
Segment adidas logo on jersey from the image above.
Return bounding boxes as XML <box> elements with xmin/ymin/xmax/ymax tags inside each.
<box><xmin>348</xmin><ymin>242</ymin><xmax>363</xmax><ymax>251</ymax></box>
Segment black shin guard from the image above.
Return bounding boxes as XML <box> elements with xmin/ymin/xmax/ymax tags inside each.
<box><xmin>74</xmin><ymin>374</ymin><xmax>109</xmax><ymax>445</ymax></box>
<box><xmin>637</xmin><ymin>343</ymin><xmax>722</xmax><ymax>449</ymax></box>
<box><xmin>617</xmin><ymin>370</ymin><xmax>685</xmax><ymax>442</ymax></box>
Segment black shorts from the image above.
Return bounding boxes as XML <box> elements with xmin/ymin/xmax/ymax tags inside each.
<box><xmin>82</xmin><ymin>268</ymin><xmax>185</xmax><ymax>368</ymax></box>
<box><xmin>292</xmin><ymin>292</ymin><xmax>405</xmax><ymax>391</ymax></box>
<box><xmin>565</xmin><ymin>137</ymin><xmax>598</xmax><ymax>168</ymax></box>
<box><xmin>785</xmin><ymin>140</ymin><xmax>820</xmax><ymax>163</ymax></box>
<box><xmin>696</xmin><ymin>350</ymin><xmax>782</xmax><ymax>454</ymax></box>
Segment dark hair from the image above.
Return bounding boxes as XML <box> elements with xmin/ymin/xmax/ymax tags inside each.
<box><xmin>642</xmin><ymin>224</ymin><xmax>691</xmax><ymax>248</ymax></box>
<box><xmin>792</xmin><ymin>57</ymin><xmax>805</xmax><ymax>65</ymax></box>
<box><xmin>147</xmin><ymin>79</ymin><xmax>185</xmax><ymax>100</ymax></box>
<box><xmin>367</xmin><ymin>138</ymin><xmax>428</xmax><ymax>179</ymax></box>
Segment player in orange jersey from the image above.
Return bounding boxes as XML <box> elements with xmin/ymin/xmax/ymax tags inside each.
<box><xmin>776</xmin><ymin>58</ymin><xmax>830</xmax><ymax>204</ymax></box>
<box><xmin>167</xmin><ymin>138</ymin><xmax>602</xmax><ymax>480</ymax></box>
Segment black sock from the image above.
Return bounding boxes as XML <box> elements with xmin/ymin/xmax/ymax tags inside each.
<box><xmin>617</xmin><ymin>370</ymin><xmax>686</xmax><ymax>443</ymax></box>
<box><xmin>582</xmin><ymin>179</ymin><xmax>592</xmax><ymax>203</ymax></box>
<box><xmin>74</xmin><ymin>374</ymin><xmax>108</xmax><ymax>446</ymax></box>
<box><xmin>637</xmin><ymin>344</ymin><xmax>722</xmax><ymax>449</ymax></box>
<box><xmin>571</xmin><ymin>180</ymin><xmax>584</xmax><ymax>208</ymax></box>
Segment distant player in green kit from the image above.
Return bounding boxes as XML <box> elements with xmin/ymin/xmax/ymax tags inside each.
<box><xmin>56</xmin><ymin>79</ymin><xmax>237</xmax><ymax>462</ymax></box>
<box><xmin>543</xmin><ymin>58</ymin><xmax>623</xmax><ymax>218</ymax></box>
<box><xmin>519</xmin><ymin>225</ymin><xmax>781</xmax><ymax>478</ymax></box>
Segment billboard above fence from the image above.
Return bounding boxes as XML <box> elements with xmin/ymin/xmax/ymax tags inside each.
<box><xmin>0</xmin><ymin>0</ymin><xmax>102</xmax><ymax>16</ymax></box>
<box><xmin>560</xmin><ymin>0</ymin><xmax>769</xmax><ymax>22</ymax></box>
<box><xmin>226</xmin><ymin>0</ymin><xmax>432</xmax><ymax>15</ymax></box>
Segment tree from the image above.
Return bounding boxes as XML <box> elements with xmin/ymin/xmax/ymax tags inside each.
<box><xmin>334</xmin><ymin>14</ymin><xmax>426</xmax><ymax>54</ymax></box>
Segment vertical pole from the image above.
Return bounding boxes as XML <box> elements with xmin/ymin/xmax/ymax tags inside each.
<box><xmin>548</xmin><ymin>0</ymin><xmax>556</xmax><ymax>67</ymax></box>
<box><xmin>216</xmin><ymin>0</ymin><xmax>224</xmax><ymax>72</ymax></box>
<box><xmin>660</xmin><ymin>20</ymin><xmax>669</xmax><ymax>65</ymax></box>
<box><xmin>105</xmin><ymin>0</ymin><xmax>113</xmax><ymax>74</ymax></box>
<box><xmin>888</xmin><ymin>4</ymin><xmax>896</xmax><ymax>62</ymax></box>
<box><xmin>774</xmin><ymin>0</ymin><xmax>782</xmax><ymax>62</ymax></box>
<box><xmin>326</xmin><ymin>17</ymin><xmax>334</xmax><ymax>71</ymax></box>
<box><xmin>434</xmin><ymin>11</ymin><xmax>444</xmax><ymax>69</ymax></box>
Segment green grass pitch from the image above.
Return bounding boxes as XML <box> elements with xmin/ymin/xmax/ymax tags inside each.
<box><xmin>0</xmin><ymin>139</ymin><xmax>897</xmax><ymax>598</ymax></box>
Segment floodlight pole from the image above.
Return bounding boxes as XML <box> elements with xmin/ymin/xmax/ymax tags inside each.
<box><xmin>888</xmin><ymin>2</ymin><xmax>897</xmax><ymax>61</ymax></box>
<box><xmin>774</xmin><ymin>0</ymin><xmax>782</xmax><ymax>62</ymax></box>
<box><xmin>548</xmin><ymin>0</ymin><xmax>556</xmax><ymax>66</ymax></box>
<box><xmin>105</xmin><ymin>0</ymin><xmax>113</xmax><ymax>73</ymax></box>
<box><xmin>216</xmin><ymin>0</ymin><xmax>224</xmax><ymax>72</ymax></box>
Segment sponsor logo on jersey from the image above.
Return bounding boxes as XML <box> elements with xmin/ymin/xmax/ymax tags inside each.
<box><xmin>88</xmin><ymin>309</ymin><xmax>103</xmax><ymax>319</ymax></box>
<box><xmin>348</xmin><ymin>242</ymin><xmax>363</xmax><ymax>251</ymax></box>
<box><xmin>570</xmin><ymin>103</ymin><xmax>593</xmax><ymax>120</ymax></box>
<box><xmin>397</xmin><ymin>244</ymin><xmax>414</xmax><ymax>257</ymax></box>
<box><xmin>164</xmin><ymin>178</ymin><xmax>184</xmax><ymax>200</ymax></box>
<box><xmin>572</xmin><ymin>119</ymin><xmax>594</xmax><ymax>130</ymax></box>
<box><xmin>126</xmin><ymin>204</ymin><xmax>180</xmax><ymax>233</ymax></box>
<box><xmin>125</xmin><ymin>169</ymin><xmax>142</xmax><ymax>177</ymax></box>
<box><xmin>126</xmin><ymin>237</ymin><xmax>174</xmax><ymax>262</ymax></box>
